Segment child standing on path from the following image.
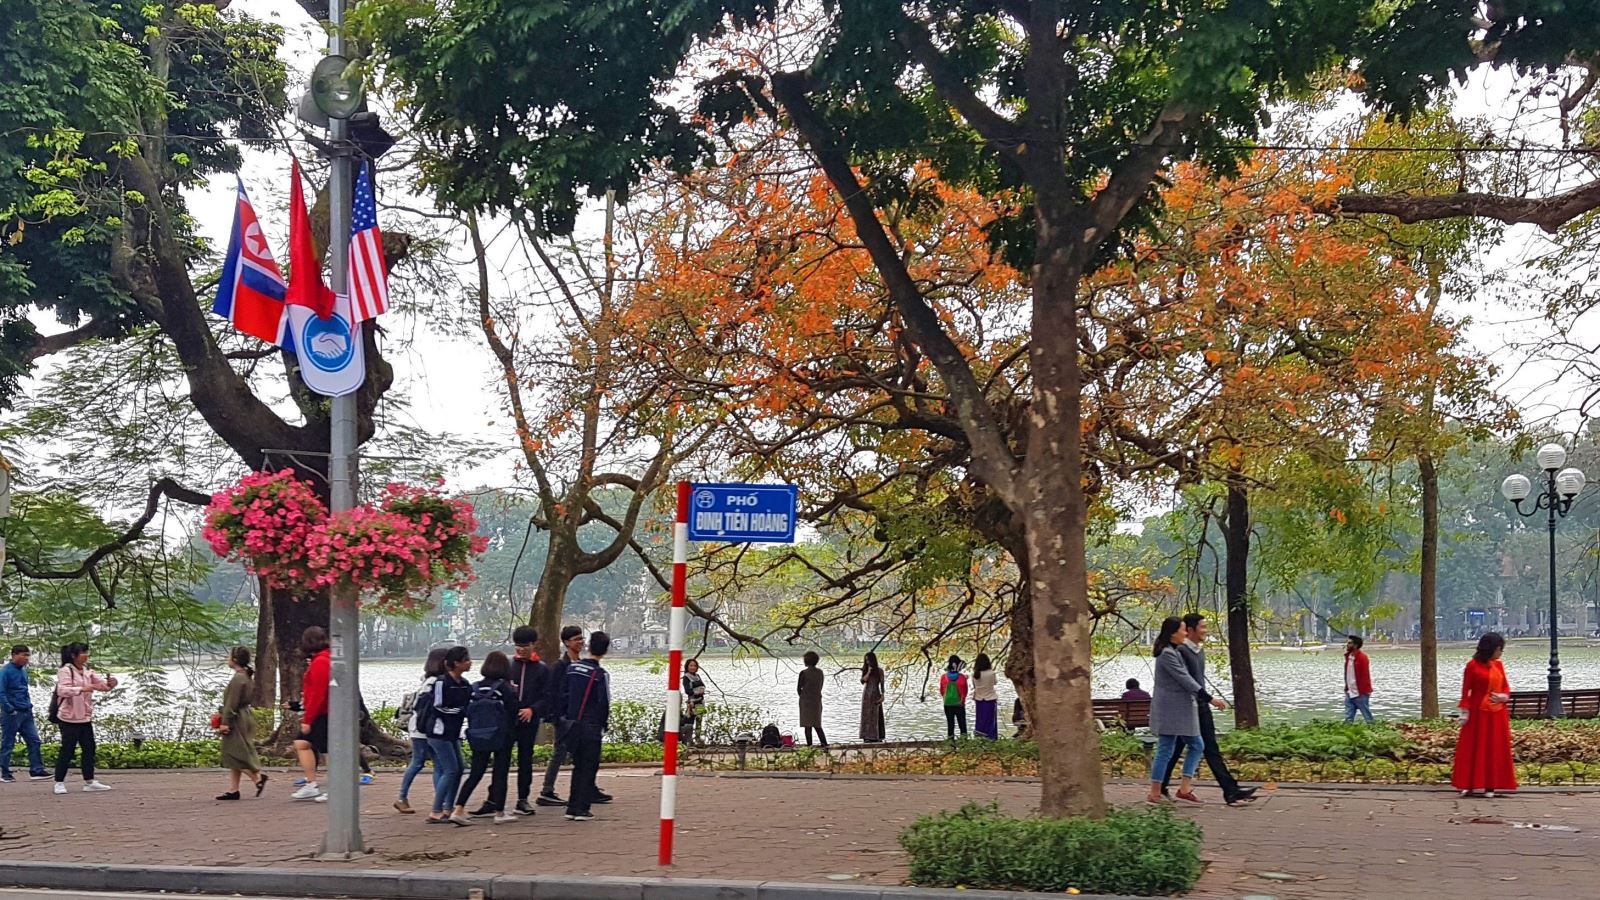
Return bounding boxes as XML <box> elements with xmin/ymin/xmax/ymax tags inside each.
<box><xmin>939</xmin><ymin>656</ymin><xmax>968</xmax><ymax>740</ymax></box>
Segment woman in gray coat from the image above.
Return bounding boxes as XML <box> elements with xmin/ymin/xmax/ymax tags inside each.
<box><xmin>1145</xmin><ymin>616</ymin><xmax>1226</xmax><ymax>804</ymax></box>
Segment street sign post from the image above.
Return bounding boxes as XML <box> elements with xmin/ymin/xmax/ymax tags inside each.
<box><xmin>662</xmin><ymin>481</ymin><xmax>797</xmax><ymax>866</ymax></box>
<box><xmin>686</xmin><ymin>483</ymin><xmax>798</xmax><ymax>543</ymax></box>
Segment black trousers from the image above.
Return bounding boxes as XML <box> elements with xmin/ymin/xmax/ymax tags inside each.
<box><xmin>513</xmin><ymin>722</ymin><xmax>539</xmax><ymax>803</ymax></box>
<box><xmin>803</xmin><ymin>725</ymin><xmax>827</xmax><ymax>747</ymax></box>
<box><xmin>55</xmin><ymin>721</ymin><xmax>96</xmax><ymax>782</ymax></box>
<box><xmin>944</xmin><ymin>704</ymin><xmax>968</xmax><ymax>739</ymax></box>
<box><xmin>565</xmin><ymin>733</ymin><xmax>602</xmax><ymax>815</ymax></box>
<box><xmin>456</xmin><ymin>741</ymin><xmax>511</xmax><ymax>811</ymax></box>
<box><xmin>542</xmin><ymin>723</ymin><xmax>570</xmax><ymax>794</ymax></box>
<box><xmin>1161</xmin><ymin>701</ymin><xmax>1241</xmax><ymax>800</ymax></box>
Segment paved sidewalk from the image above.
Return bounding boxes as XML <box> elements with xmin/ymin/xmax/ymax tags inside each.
<box><xmin>1</xmin><ymin>769</ymin><xmax>1595</xmax><ymax>898</ymax></box>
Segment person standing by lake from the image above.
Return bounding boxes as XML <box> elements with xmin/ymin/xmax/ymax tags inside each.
<box><xmin>1453</xmin><ymin>632</ymin><xmax>1516</xmax><ymax>798</ymax></box>
<box><xmin>1343</xmin><ymin>635</ymin><xmax>1375</xmax><ymax>724</ymax></box>
<box><xmin>509</xmin><ymin>627</ymin><xmax>548</xmax><ymax>816</ymax></box>
<box><xmin>1145</xmin><ymin>617</ymin><xmax>1225</xmax><ymax>805</ymax></box>
<box><xmin>426</xmin><ymin>646</ymin><xmax>474</xmax><ymax>826</ymax></box>
<box><xmin>681</xmin><ymin>658</ymin><xmax>707</xmax><ymax>746</ymax></box>
<box><xmin>52</xmin><ymin>641</ymin><xmax>117</xmax><ymax>794</ymax></box>
<box><xmin>290</xmin><ymin>627</ymin><xmax>331</xmax><ymax>801</ymax></box>
<box><xmin>859</xmin><ymin>652</ymin><xmax>885</xmax><ymax>743</ymax></box>
<box><xmin>215</xmin><ymin>647</ymin><xmax>267</xmax><ymax>801</ymax></box>
<box><xmin>938</xmin><ymin>655</ymin><xmax>969</xmax><ymax>740</ymax></box>
<box><xmin>797</xmin><ymin>651</ymin><xmax>827</xmax><ymax>748</ymax></box>
<box><xmin>2</xmin><ymin>644</ymin><xmax>48</xmax><ymax>783</ymax></box>
<box><xmin>971</xmin><ymin>653</ymin><xmax>999</xmax><ymax>740</ymax></box>
<box><xmin>395</xmin><ymin>647</ymin><xmax>448</xmax><ymax>814</ymax></box>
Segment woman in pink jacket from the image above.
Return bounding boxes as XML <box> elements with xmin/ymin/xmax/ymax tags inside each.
<box><xmin>52</xmin><ymin>642</ymin><xmax>117</xmax><ymax>794</ymax></box>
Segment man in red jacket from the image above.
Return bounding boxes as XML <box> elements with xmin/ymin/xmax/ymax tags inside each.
<box><xmin>1343</xmin><ymin>635</ymin><xmax>1375</xmax><ymax>724</ymax></box>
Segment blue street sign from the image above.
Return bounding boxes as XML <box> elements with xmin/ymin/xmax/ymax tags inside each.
<box><xmin>687</xmin><ymin>483</ymin><xmax>798</xmax><ymax>543</ymax></box>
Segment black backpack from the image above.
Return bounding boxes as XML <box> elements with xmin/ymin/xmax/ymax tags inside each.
<box><xmin>758</xmin><ymin>723</ymin><xmax>782</xmax><ymax>749</ymax></box>
<box><xmin>465</xmin><ymin>681</ymin><xmax>508</xmax><ymax>751</ymax></box>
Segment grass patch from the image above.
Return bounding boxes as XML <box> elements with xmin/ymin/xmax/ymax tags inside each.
<box><xmin>899</xmin><ymin>802</ymin><xmax>1202</xmax><ymax>895</ymax></box>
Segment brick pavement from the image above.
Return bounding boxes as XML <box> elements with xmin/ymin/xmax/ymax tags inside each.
<box><xmin>0</xmin><ymin>770</ymin><xmax>1595</xmax><ymax>898</ymax></box>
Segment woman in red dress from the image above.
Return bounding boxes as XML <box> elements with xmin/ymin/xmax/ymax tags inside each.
<box><xmin>1452</xmin><ymin>632</ymin><xmax>1517</xmax><ymax>798</ymax></box>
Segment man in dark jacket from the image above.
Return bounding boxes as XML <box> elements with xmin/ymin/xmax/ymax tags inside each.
<box><xmin>562</xmin><ymin>631</ymin><xmax>611</xmax><ymax>821</ymax></box>
<box><xmin>538</xmin><ymin>625</ymin><xmax>613</xmax><ymax>806</ymax></box>
<box><xmin>1161</xmin><ymin>613</ymin><xmax>1257</xmax><ymax>805</ymax></box>
<box><xmin>508</xmin><ymin>626</ymin><xmax>548</xmax><ymax>816</ymax></box>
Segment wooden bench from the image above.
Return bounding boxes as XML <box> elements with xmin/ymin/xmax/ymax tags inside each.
<box><xmin>1507</xmin><ymin>688</ymin><xmax>1600</xmax><ymax>719</ymax></box>
<box><xmin>1092</xmin><ymin>698</ymin><xmax>1151</xmax><ymax>730</ymax></box>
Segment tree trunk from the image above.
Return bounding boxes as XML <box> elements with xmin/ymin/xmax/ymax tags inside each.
<box><xmin>253</xmin><ymin>579</ymin><xmax>277</xmax><ymax>715</ymax></box>
<box><xmin>1005</xmin><ymin>573</ymin><xmax>1036</xmax><ymax>740</ymax></box>
<box><xmin>1022</xmin><ymin>242</ymin><xmax>1105</xmax><ymax>819</ymax></box>
<box><xmin>1224</xmin><ymin>474</ymin><xmax>1260</xmax><ymax>728</ymax></box>
<box><xmin>1419</xmin><ymin>450</ymin><xmax>1441</xmax><ymax>718</ymax></box>
<box><xmin>529</xmin><ymin>532</ymin><xmax>578</xmax><ymax>663</ymax></box>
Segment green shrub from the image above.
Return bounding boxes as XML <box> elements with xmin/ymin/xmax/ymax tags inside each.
<box><xmin>1218</xmin><ymin>719</ymin><xmax>1412</xmax><ymax>760</ymax></box>
<box><xmin>898</xmin><ymin>802</ymin><xmax>1202</xmax><ymax>896</ymax></box>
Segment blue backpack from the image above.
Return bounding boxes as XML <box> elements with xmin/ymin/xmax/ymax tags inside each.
<box><xmin>465</xmin><ymin>680</ymin><xmax>508</xmax><ymax>751</ymax></box>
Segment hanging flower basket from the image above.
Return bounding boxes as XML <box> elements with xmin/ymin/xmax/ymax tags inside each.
<box><xmin>305</xmin><ymin>507</ymin><xmax>436</xmax><ymax>614</ymax></box>
<box><xmin>378</xmin><ymin>482</ymin><xmax>489</xmax><ymax>591</ymax></box>
<box><xmin>203</xmin><ymin>471</ymin><xmax>328</xmax><ymax>589</ymax></box>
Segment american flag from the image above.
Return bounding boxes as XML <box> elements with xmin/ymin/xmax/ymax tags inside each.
<box><xmin>348</xmin><ymin>162</ymin><xmax>388</xmax><ymax>323</ymax></box>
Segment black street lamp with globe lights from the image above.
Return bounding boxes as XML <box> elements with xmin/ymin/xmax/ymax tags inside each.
<box><xmin>1501</xmin><ymin>442</ymin><xmax>1587</xmax><ymax>719</ymax></box>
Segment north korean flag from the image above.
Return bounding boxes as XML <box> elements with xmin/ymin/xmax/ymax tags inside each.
<box><xmin>213</xmin><ymin>179</ymin><xmax>288</xmax><ymax>345</ymax></box>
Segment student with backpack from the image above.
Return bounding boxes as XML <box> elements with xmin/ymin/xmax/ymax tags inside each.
<box><xmin>939</xmin><ymin>655</ymin><xmax>969</xmax><ymax>740</ymax></box>
<box><xmin>394</xmin><ymin>648</ymin><xmax>448</xmax><ymax>814</ymax></box>
<box><xmin>561</xmin><ymin>631</ymin><xmax>612</xmax><ymax>821</ymax></box>
<box><xmin>424</xmin><ymin>646</ymin><xmax>473</xmax><ymax>826</ymax></box>
<box><xmin>538</xmin><ymin>625</ymin><xmax>612</xmax><ymax>808</ymax></box>
<box><xmin>453</xmin><ymin>650</ymin><xmax>518</xmax><ymax>823</ymax></box>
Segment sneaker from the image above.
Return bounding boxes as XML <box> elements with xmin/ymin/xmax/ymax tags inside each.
<box><xmin>83</xmin><ymin>781</ymin><xmax>111</xmax><ymax>792</ymax></box>
<box><xmin>535</xmin><ymin>791</ymin><xmax>564</xmax><ymax>807</ymax></box>
<box><xmin>493</xmin><ymin>813</ymin><xmax>517</xmax><ymax>824</ymax></box>
<box><xmin>29</xmin><ymin>772</ymin><xmax>51</xmax><ymax>781</ymax></box>
<box><xmin>293</xmin><ymin>778</ymin><xmax>308</xmax><ymax>786</ymax></box>
<box><xmin>0</xmin><ymin>774</ymin><xmax>13</xmax><ymax>784</ymax></box>
<box><xmin>592</xmin><ymin>790</ymin><xmax>613</xmax><ymax>804</ymax></box>
<box><xmin>514</xmin><ymin>800</ymin><xmax>536</xmax><ymax>817</ymax></box>
<box><xmin>314</xmin><ymin>794</ymin><xmax>329</xmax><ymax>803</ymax></box>
<box><xmin>53</xmin><ymin>783</ymin><xmax>67</xmax><ymax>795</ymax></box>
<box><xmin>469</xmin><ymin>804</ymin><xmax>497</xmax><ymax>818</ymax></box>
<box><xmin>447</xmin><ymin>815</ymin><xmax>474</xmax><ymax>827</ymax></box>
<box><xmin>360</xmin><ymin>774</ymin><xmax>375</xmax><ymax>785</ymax></box>
<box><xmin>291</xmin><ymin>783</ymin><xmax>322</xmax><ymax>801</ymax></box>
<box><xmin>565</xmin><ymin>811</ymin><xmax>594</xmax><ymax>821</ymax></box>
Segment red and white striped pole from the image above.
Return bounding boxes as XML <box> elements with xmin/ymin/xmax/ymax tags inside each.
<box><xmin>660</xmin><ymin>480</ymin><xmax>690</xmax><ymax>866</ymax></box>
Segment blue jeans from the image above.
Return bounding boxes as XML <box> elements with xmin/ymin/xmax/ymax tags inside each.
<box><xmin>1150</xmin><ymin>733</ymin><xmax>1204</xmax><ymax>781</ymax></box>
<box><xmin>1345</xmin><ymin>694</ymin><xmax>1374</xmax><ymax>723</ymax></box>
<box><xmin>398</xmin><ymin>737</ymin><xmax>431</xmax><ymax>802</ymax></box>
<box><xmin>1</xmin><ymin>708</ymin><xmax>46</xmax><ymax>777</ymax></box>
<box><xmin>426</xmin><ymin>738</ymin><xmax>463</xmax><ymax>814</ymax></box>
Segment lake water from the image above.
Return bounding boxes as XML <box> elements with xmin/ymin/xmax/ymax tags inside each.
<box><xmin>48</xmin><ymin>640</ymin><xmax>1600</xmax><ymax>741</ymax></box>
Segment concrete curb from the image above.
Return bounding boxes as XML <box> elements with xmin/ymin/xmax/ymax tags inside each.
<box><xmin>0</xmin><ymin>862</ymin><xmax>1140</xmax><ymax>900</ymax></box>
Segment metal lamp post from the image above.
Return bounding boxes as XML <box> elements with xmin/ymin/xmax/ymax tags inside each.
<box><xmin>1501</xmin><ymin>442</ymin><xmax>1587</xmax><ymax>719</ymax></box>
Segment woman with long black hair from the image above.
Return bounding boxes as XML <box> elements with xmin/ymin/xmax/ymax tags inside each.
<box><xmin>971</xmin><ymin>653</ymin><xmax>999</xmax><ymax>740</ymax></box>
<box><xmin>1452</xmin><ymin>632</ymin><xmax>1517</xmax><ymax>798</ymax></box>
<box><xmin>1145</xmin><ymin>617</ymin><xmax>1225</xmax><ymax>805</ymax></box>
<box><xmin>859</xmin><ymin>652</ymin><xmax>885</xmax><ymax>742</ymax></box>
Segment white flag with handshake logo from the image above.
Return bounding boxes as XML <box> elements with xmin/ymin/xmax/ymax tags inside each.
<box><xmin>283</xmin><ymin>292</ymin><xmax>365</xmax><ymax>397</ymax></box>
